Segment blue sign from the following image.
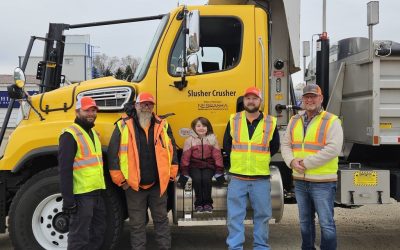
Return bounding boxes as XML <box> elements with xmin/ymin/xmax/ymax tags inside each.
<box><xmin>0</xmin><ymin>91</ymin><xmax>39</xmax><ymax>108</ymax></box>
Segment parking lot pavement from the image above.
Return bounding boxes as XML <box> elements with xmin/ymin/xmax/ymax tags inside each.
<box><xmin>1</xmin><ymin>203</ymin><xmax>400</xmax><ymax>249</ymax></box>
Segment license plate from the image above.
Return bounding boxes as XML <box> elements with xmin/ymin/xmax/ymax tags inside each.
<box><xmin>353</xmin><ymin>171</ymin><xmax>377</xmax><ymax>186</ymax></box>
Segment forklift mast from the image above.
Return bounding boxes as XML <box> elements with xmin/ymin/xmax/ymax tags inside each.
<box><xmin>39</xmin><ymin>23</ymin><xmax>69</xmax><ymax>93</ymax></box>
<box><xmin>36</xmin><ymin>15</ymin><xmax>165</xmax><ymax>93</ymax></box>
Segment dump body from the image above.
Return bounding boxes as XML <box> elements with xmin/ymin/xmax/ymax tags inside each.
<box><xmin>328</xmin><ymin>37</ymin><xmax>400</xmax><ymax>203</ymax></box>
<box><xmin>329</xmin><ymin>38</ymin><xmax>400</xmax><ymax>146</ymax></box>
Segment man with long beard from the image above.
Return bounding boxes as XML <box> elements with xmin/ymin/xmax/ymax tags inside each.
<box><xmin>58</xmin><ymin>96</ymin><xmax>106</xmax><ymax>250</ymax></box>
<box><xmin>223</xmin><ymin>87</ymin><xmax>280</xmax><ymax>250</ymax></box>
<box><xmin>108</xmin><ymin>92</ymin><xmax>178</xmax><ymax>250</ymax></box>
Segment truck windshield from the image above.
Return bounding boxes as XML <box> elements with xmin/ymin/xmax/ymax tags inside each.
<box><xmin>133</xmin><ymin>14</ymin><xmax>169</xmax><ymax>82</ymax></box>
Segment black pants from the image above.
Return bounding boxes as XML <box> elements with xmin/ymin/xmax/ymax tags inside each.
<box><xmin>189</xmin><ymin>168</ymin><xmax>214</xmax><ymax>207</ymax></box>
<box><xmin>125</xmin><ymin>185</ymin><xmax>171</xmax><ymax>250</ymax></box>
<box><xmin>68</xmin><ymin>193</ymin><xmax>106</xmax><ymax>250</ymax></box>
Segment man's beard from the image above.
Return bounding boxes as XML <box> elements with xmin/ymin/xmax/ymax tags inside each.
<box><xmin>302</xmin><ymin>103</ymin><xmax>321</xmax><ymax>113</ymax></box>
<box><xmin>138</xmin><ymin>111</ymin><xmax>152</xmax><ymax>128</ymax></box>
<box><xmin>244</xmin><ymin>105</ymin><xmax>259</xmax><ymax>113</ymax></box>
<box><xmin>76</xmin><ymin>116</ymin><xmax>95</xmax><ymax>129</ymax></box>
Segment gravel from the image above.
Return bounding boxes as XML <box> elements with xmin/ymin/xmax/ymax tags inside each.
<box><xmin>1</xmin><ymin>201</ymin><xmax>399</xmax><ymax>249</ymax></box>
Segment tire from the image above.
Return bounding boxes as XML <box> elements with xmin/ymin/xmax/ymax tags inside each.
<box><xmin>8</xmin><ymin>167</ymin><xmax>124</xmax><ymax>250</ymax></box>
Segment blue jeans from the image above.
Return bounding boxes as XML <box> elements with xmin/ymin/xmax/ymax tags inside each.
<box><xmin>294</xmin><ymin>180</ymin><xmax>337</xmax><ymax>250</ymax></box>
<box><xmin>226</xmin><ymin>177</ymin><xmax>271</xmax><ymax>250</ymax></box>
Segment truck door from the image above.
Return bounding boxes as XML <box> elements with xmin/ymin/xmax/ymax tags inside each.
<box><xmin>156</xmin><ymin>6</ymin><xmax>256</xmax><ymax>147</ymax></box>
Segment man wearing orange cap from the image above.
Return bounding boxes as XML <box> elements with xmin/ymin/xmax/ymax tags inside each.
<box><xmin>108</xmin><ymin>92</ymin><xmax>178</xmax><ymax>250</ymax></box>
<box><xmin>223</xmin><ymin>86</ymin><xmax>280</xmax><ymax>250</ymax></box>
<box><xmin>58</xmin><ymin>96</ymin><xmax>106</xmax><ymax>250</ymax></box>
<box><xmin>281</xmin><ymin>83</ymin><xmax>343</xmax><ymax>250</ymax></box>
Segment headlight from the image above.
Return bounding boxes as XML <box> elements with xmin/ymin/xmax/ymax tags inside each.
<box><xmin>15</xmin><ymin>100</ymin><xmax>31</xmax><ymax>125</ymax></box>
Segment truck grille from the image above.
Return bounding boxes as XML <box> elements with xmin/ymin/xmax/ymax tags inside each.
<box><xmin>76</xmin><ymin>87</ymin><xmax>134</xmax><ymax>111</ymax></box>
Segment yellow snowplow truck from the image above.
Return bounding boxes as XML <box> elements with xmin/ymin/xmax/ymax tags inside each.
<box><xmin>0</xmin><ymin>0</ymin><xmax>301</xmax><ymax>249</ymax></box>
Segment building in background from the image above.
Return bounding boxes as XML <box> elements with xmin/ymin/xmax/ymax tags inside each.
<box><xmin>0</xmin><ymin>75</ymin><xmax>39</xmax><ymax>128</ymax></box>
<box><xmin>19</xmin><ymin>35</ymin><xmax>94</xmax><ymax>83</ymax></box>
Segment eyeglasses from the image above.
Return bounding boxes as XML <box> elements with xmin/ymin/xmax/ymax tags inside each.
<box><xmin>302</xmin><ymin>95</ymin><xmax>319</xmax><ymax>100</ymax></box>
<box><xmin>138</xmin><ymin>102</ymin><xmax>154</xmax><ymax>108</ymax></box>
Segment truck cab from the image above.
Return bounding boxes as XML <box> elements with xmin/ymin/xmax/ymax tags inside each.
<box><xmin>0</xmin><ymin>1</ymin><xmax>300</xmax><ymax>249</ymax></box>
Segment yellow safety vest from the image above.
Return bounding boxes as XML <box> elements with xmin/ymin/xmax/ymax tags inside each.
<box><xmin>229</xmin><ymin>112</ymin><xmax>277</xmax><ymax>176</ymax></box>
<box><xmin>64</xmin><ymin>124</ymin><xmax>105</xmax><ymax>194</ymax></box>
<box><xmin>289</xmin><ymin>111</ymin><xmax>339</xmax><ymax>177</ymax></box>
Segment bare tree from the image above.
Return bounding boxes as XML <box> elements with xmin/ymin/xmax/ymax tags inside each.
<box><xmin>92</xmin><ymin>54</ymin><xmax>141</xmax><ymax>79</ymax></box>
<box><xmin>92</xmin><ymin>54</ymin><xmax>119</xmax><ymax>77</ymax></box>
<box><xmin>121</xmin><ymin>55</ymin><xmax>141</xmax><ymax>79</ymax></box>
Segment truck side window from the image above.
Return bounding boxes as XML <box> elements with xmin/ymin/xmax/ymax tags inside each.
<box><xmin>169</xmin><ymin>16</ymin><xmax>242</xmax><ymax>76</ymax></box>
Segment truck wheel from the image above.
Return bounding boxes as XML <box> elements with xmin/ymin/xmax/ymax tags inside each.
<box><xmin>8</xmin><ymin>167</ymin><xmax>124</xmax><ymax>250</ymax></box>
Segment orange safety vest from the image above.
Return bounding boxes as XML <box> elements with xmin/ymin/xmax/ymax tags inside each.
<box><xmin>112</xmin><ymin>114</ymin><xmax>178</xmax><ymax>196</ymax></box>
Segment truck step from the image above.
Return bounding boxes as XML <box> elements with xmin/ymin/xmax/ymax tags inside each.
<box><xmin>178</xmin><ymin>217</ymin><xmax>253</xmax><ymax>226</ymax></box>
<box><xmin>177</xmin><ymin>217</ymin><xmax>277</xmax><ymax>226</ymax></box>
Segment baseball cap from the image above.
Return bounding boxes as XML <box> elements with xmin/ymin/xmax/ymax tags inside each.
<box><xmin>76</xmin><ymin>96</ymin><xmax>98</xmax><ymax>110</ymax></box>
<box><xmin>136</xmin><ymin>92</ymin><xmax>155</xmax><ymax>104</ymax></box>
<box><xmin>302</xmin><ymin>83</ymin><xmax>322</xmax><ymax>96</ymax></box>
<box><xmin>244</xmin><ymin>86</ymin><xmax>262</xmax><ymax>99</ymax></box>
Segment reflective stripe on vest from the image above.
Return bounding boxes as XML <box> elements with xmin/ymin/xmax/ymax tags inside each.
<box><xmin>117</xmin><ymin>120</ymin><xmax>130</xmax><ymax>179</ymax></box>
<box><xmin>290</xmin><ymin>111</ymin><xmax>339</xmax><ymax>176</ymax></box>
<box><xmin>160</xmin><ymin>122</ymin><xmax>172</xmax><ymax>177</ymax></box>
<box><xmin>229</xmin><ymin>112</ymin><xmax>276</xmax><ymax>176</ymax></box>
<box><xmin>64</xmin><ymin>124</ymin><xmax>105</xmax><ymax>194</ymax></box>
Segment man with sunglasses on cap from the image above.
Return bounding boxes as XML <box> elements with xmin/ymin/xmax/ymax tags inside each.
<box><xmin>223</xmin><ymin>86</ymin><xmax>280</xmax><ymax>250</ymax></box>
<box><xmin>281</xmin><ymin>83</ymin><xmax>343</xmax><ymax>250</ymax></box>
<box><xmin>58</xmin><ymin>96</ymin><xmax>106</xmax><ymax>250</ymax></box>
<box><xmin>108</xmin><ymin>92</ymin><xmax>178</xmax><ymax>250</ymax></box>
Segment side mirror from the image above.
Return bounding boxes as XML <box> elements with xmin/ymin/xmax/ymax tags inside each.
<box><xmin>14</xmin><ymin>67</ymin><xmax>26</xmax><ymax>89</ymax></box>
<box><xmin>186</xmin><ymin>10</ymin><xmax>200</xmax><ymax>54</ymax></box>
<box><xmin>186</xmin><ymin>54</ymin><xmax>199</xmax><ymax>75</ymax></box>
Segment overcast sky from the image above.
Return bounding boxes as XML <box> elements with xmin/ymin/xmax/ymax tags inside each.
<box><xmin>1</xmin><ymin>0</ymin><xmax>399</xmax><ymax>84</ymax></box>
